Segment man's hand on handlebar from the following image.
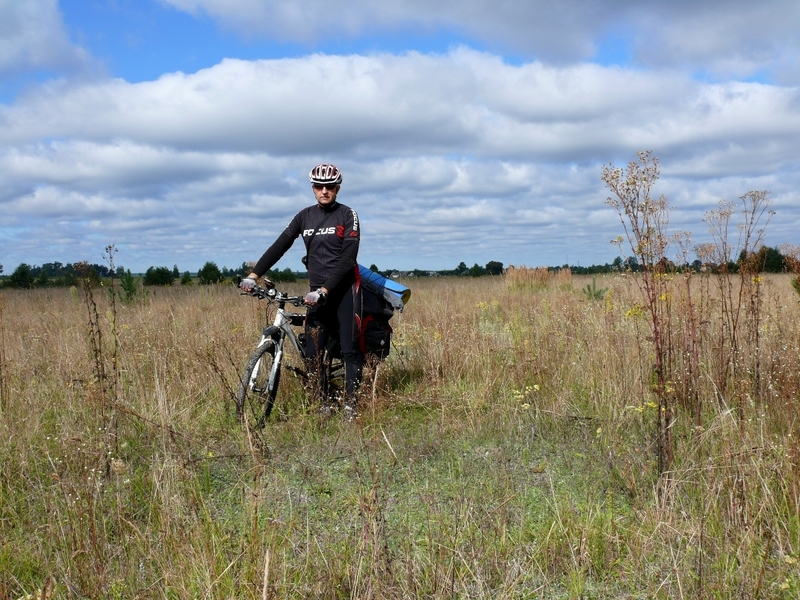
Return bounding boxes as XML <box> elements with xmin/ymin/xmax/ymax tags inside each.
<box><xmin>239</xmin><ymin>274</ymin><xmax>276</xmax><ymax>294</ymax></box>
<box><xmin>304</xmin><ymin>288</ymin><xmax>327</xmax><ymax>306</ymax></box>
<box><xmin>239</xmin><ymin>277</ymin><xmax>257</xmax><ymax>292</ymax></box>
<box><xmin>239</xmin><ymin>278</ymin><xmax>308</xmax><ymax>305</ymax></box>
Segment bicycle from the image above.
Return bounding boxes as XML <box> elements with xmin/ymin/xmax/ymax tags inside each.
<box><xmin>235</xmin><ymin>281</ymin><xmax>344</xmax><ymax>428</ymax></box>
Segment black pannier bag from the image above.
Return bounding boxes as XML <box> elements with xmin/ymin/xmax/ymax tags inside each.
<box><xmin>360</xmin><ymin>286</ymin><xmax>394</xmax><ymax>360</ymax></box>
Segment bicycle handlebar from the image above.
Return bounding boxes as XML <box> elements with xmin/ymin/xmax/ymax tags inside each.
<box><xmin>239</xmin><ymin>283</ymin><xmax>306</xmax><ymax>306</ymax></box>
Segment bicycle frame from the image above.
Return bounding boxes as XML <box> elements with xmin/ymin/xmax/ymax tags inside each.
<box><xmin>246</xmin><ymin>287</ymin><xmax>307</xmax><ymax>392</ymax></box>
<box><xmin>237</xmin><ymin>281</ymin><xmax>346</xmax><ymax>425</ymax></box>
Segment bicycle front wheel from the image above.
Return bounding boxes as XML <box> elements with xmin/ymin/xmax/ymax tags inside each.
<box><xmin>319</xmin><ymin>346</ymin><xmax>345</xmax><ymax>404</ymax></box>
<box><xmin>236</xmin><ymin>340</ymin><xmax>281</xmax><ymax>428</ymax></box>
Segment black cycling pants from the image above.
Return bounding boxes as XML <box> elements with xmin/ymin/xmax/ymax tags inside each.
<box><xmin>304</xmin><ymin>282</ymin><xmax>363</xmax><ymax>400</ymax></box>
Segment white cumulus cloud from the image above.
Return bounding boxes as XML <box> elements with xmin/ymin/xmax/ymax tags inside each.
<box><xmin>0</xmin><ymin>0</ymin><xmax>90</xmax><ymax>76</ymax></box>
<box><xmin>1</xmin><ymin>46</ymin><xmax>799</xmax><ymax>271</ymax></box>
<box><xmin>160</xmin><ymin>0</ymin><xmax>800</xmax><ymax>81</ymax></box>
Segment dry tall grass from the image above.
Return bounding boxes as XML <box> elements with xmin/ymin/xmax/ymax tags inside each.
<box><xmin>1</xmin><ymin>272</ymin><xmax>798</xmax><ymax>598</ymax></box>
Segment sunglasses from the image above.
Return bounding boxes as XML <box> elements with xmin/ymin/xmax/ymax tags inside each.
<box><xmin>312</xmin><ymin>183</ymin><xmax>339</xmax><ymax>191</ymax></box>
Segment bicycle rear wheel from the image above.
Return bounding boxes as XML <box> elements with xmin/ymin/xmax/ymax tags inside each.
<box><xmin>236</xmin><ymin>340</ymin><xmax>280</xmax><ymax>429</ymax></box>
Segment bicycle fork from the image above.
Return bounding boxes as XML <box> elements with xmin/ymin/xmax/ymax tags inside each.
<box><xmin>269</xmin><ymin>342</ymin><xmax>283</xmax><ymax>392</ymax></box>
<box><xmin>247</xmin><ymin>335</ymin><xmax>281</xmax><ymax>393</ymax></box>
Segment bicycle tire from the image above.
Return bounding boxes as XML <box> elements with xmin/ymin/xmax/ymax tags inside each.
<box><xmin>236</xmin><ymin>340</ymin><xmax>280</xmax><ymax>428</ymax></box>
<box><xmin>318</xmin><ymin>345</ymin><xmax>345</xmax><ymax>404</ymax></box>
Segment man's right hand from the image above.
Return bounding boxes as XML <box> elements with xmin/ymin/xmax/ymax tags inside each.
<box><xmin>239</xmin><ymin>277</ymin><xmax>257</xmax><ymax>292</ymax></box>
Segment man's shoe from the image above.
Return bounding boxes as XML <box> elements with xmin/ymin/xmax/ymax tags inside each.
<box><xmin>318</xmin><ymin>404</ymin><xmax>337</xmax><ymax>417</ymax></box>
<box><xmin>343</xmin><ymin>404</ymin><xmax>358</xmax><ymax>422</ymax></box>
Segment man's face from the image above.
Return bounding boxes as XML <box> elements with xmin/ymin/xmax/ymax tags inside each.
<box><xmin>313</xmin><ymin>183</ymin><xmax>339</xmax><ymax>207</ymax></box>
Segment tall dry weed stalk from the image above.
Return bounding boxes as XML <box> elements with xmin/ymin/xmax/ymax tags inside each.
<box><xmin>75</xmin><ymin>256</ymin><xmax>120</xmax><ymax>481</ymax></box>
<box><xmin>675</xmin><ymin>235</ymin><xmax>703</xmax><ymax>425</ymax></box>
<box><xmin>0</xmin><ymin>294</ymin><xmax>7</xmax><ymax>413</ymax></box>
<box><xmin>696</xmin><ymin>191</ymin><xmax>775</xmax><ymax>417</ymax></box>
<box><xmin>602</xmin><ymin>152</ymin><xmax>780</xmax><ymax>491</ymax></box>
<box><xmin>780</xmin><ymin>243</ymin><xmax>800</xmax><ymax>296</ymax></box>
<box><xmin>102</xmin><ymin>245</ymin><xmax>122</xmax><ymax>402</ymax></box>
<box><xmin>602</xmin><ymin>151</ymin><xmax>677</xmax><ymax>482</ymax></box>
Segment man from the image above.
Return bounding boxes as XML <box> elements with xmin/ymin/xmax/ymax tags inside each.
<box><xmin>240</xmin><ymin>164</ymin><xmax>363</xmax><ymax>419</ymax></box>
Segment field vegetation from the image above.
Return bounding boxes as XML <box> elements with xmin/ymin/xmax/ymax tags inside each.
<box><xmin>1</xmin><ymin>265</ymin><xmax>799</xmax><ymax>599</ymax></box>
<box><xmin>3</xmin><ymin>152</ymin><xmax>800</xmax><ymax>599</ymax></box>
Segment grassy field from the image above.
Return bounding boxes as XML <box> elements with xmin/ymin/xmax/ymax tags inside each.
<box><xmin>1</xmin><ymin>272</ymin><xmax>799</xmax><ymax>599</ymax></box>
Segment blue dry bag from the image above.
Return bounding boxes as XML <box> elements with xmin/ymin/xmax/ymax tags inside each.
<box><xmin>358</xmin><ymin>264</ymin><xmax>411</xmax><ymax>312</ymax></box>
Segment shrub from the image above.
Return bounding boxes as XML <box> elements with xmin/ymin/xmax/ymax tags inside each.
<box><xmin>7</xmin><ymin>264</ymin><xmax>35</xmax><ymax>289</ymax></box>
<box><xmin>197</xmin><ymin>261</ymin><xmax>223</xmax><ymax>285</ymax></box>
<box><xmin>143</xmin><ymin>266</ymin><xmax>175</xmax><ymax>286</ymax></box>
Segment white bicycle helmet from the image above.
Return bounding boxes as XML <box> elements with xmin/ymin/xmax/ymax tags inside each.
<box><xmin>309</xmin><ymin>164</ymin><xmax>343</xmax><ymax>185</ymax></box>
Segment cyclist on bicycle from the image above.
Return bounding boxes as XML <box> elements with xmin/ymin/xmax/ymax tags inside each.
<box><xmin>240</xmin><ymin>164</ymin><xmax>363</xmax><ymax>418</ymax></box>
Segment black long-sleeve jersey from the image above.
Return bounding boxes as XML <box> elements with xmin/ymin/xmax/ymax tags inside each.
<box><xmin>252</xmin><ymin>201</ymin><xmax>360</xmax><ymax>291</ymax></box>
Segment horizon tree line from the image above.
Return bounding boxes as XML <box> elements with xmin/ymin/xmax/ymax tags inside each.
<box><xmin>0</xmin><ymin>247</ymin><xmax>796</xmax><ymax>290</ymax></box>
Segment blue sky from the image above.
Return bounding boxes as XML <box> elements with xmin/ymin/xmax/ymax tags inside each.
<box><xmin>1</xmin><ymin>0</ymin><xmax>799</xmax><ymax>274</ymax></box>
<box><xmin>58</xmin><ymin>0</ymin><xmax>497</xmax><ymax>82</ymax></box>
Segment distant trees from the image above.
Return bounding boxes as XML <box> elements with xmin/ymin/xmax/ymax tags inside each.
<box><xmin>265</xmin><ymin>267</ymin><xmax>297</xmax><ymax>283</ymax></box>
<box><xmin>0</xmin><ymin>259</ymin><xmax>297</xmax><ymax>288</ymax></box>
<box><xmin>0</xmin><ymin>262</ymin><xmax>100</xmax><ymax>288</ymax></box>
<box><xmin>197</xmin><ymin>262</ymin><xmax>223</xmax><ymax>285</ymax></box>
<box><xmin>35</xmin><ymin>269</ymin><xmax>50</xmax><ymax>287</ymax></box>
<box><xmin>431</xmin><ymin>261</ymin><xmax>503</xmax><ymax>277</ymax></box>
<box><xmin>9</xmin><ymin>264</ymin><xmax>34</xmax><ymax>288</ymax></box>
<box><xmin>485</xmin><ymin>261</ymin><xmax>504</xmax><ymax>275</ymax></box>
<box><xmin>143</xmin><ymin>266</ymin><xmax>175</xmax><ymax>286</ymax></box>
<box><xmin>2</xmin><ymin>246</ymin><xmax>798</xmax><ymax>290</ymax></box>
<box><xmin>221</xmin><ymin>266</ymin><xmax>239</xmax><ymax>279</ymax></box>
<box><xmin>468</xmin><ymin>263</ymin><xmax>485</xmax><ymax>277</ymax></box>
<box><xmin>740</xmin><ymin>246</ymin><xmax>784</xmax><ymax>273</ymax></box>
